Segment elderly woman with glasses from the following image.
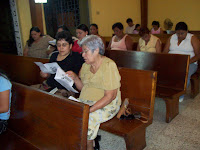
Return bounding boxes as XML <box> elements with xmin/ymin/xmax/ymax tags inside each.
<box><xmin>163</xmin><ymin>22</ymin><xmax>200</xmax><ymax>102</ymax></box>
<box><xmin>67</xmin><ymin>35</ymin><xmax>121</xmax><ymax>150</ymax></box>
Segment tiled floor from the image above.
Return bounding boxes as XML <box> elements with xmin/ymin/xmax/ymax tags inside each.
<box><xmin>99</xmin><ymin>89</ymin><xmax>200</xmax><ymax>150</ymax></box>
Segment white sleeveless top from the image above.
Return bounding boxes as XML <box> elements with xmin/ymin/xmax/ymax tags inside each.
<box><xmin>169</xmin><ymin>33</ymin><xmax>196</xmax><ymax>63</ymax></box>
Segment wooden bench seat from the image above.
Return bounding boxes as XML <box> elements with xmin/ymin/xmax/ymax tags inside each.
<box><xmin>0</xmin><ymin>82</ymin><xmax>89</xmax><ymax>150</ymax></box>
<box><xmin>100</xmin><ymin>68</ymin><xmax>157</xmax><ymax>150</ymax></box>
<box><xmin>105</xmin><ymin>50</ymin><xmax>190</xmax><ymax>123</ymax></box>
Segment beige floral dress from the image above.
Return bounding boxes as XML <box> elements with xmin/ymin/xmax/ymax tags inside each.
<box><xmin>79</xmin><ymin>57</ymin><xmax>121</xmax><ymax>140</ymax></box>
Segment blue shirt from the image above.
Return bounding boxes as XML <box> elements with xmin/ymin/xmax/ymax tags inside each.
<box><xmin>0</xmin><ymin>76</ymin><xmax>12</xmax><ymax>120</ymax></box>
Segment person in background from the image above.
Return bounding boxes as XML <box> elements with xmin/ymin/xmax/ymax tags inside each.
<box><xmin>0</xmin><ymin>70</ymin><xmax>12</xmax><ymax>134</ymax></box>
<box><xmin>89</xmin><ymin>23</ymin><xmax>106</xmax><ymax>47</ymax></box>
<box><xmin>133</xmin><ymin>24</ymin><xmax>141</xmax><ymax>34</ymax></box>
<box><xmin>24</xmin><ymin>26</ymin><xmax>55</xmax><ymax>58</ymax></box>
<box><xmin>125</xmin><ymin>18</ymin><xmax>135</xmax><ymax>34</ymax></box>
<box><xmin>67</xmin><ymin>35</ymin><xmax>121</xmax><ymax>150</ymax></box>
<box><xmin>163</xmin><ymin>22</ymin><xmax>200</xmax><ymax>102</ymax></box>
<box><xmin>107</xmin><ymin>22</ymin><xmax>133</xmax><ymax>50</ymax></box>
<box><xmin>151</xmin><ymin>21</ymin><xmax>164</xmax><ymax>34</ymax></box>
<box><xmin>37</xmin><ymin>31</ymin><xmax>84</xmax><ymax>97</ymax></box>
<box><xmin>72</xmin><ymin>24</ymin><xmax>89</xmax><ymax>53</ymax></box>
<box><xmin>137</xmin><ymin>27</ymin><xmax>161</xmax><ymax>53</ymax></box>
<box><xmin>49</xmin><ymin>25</ymin><xmax>78</xmax><ymax>54</ymax></box>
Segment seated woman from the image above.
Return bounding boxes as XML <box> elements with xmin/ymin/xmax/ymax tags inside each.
<box><xmin>89</xmin><ymin>23</ymin><xmax>106</xmax><ymax>47</ymax></box>
<box><xmin>163</xmin><ymin>22</ymin><xmax>200</xmax><ymax>102</ymax></box>
<box><xmin>133</xmin><ymin>24</ymin><xmax>141</xmax><ymax>34</ymax></box>
<box><xmin>137</xmin><ymin>27</ymin><xmax>161</xmax><ymax>53</ymax></box>
<box><xmin>67</xmin><ymin>35</ymin><xmax>121</xmax><ymax>150</ymax></box>
<box><xmin>151</xmin><ymin>21</ymin><xmax>164</xmax><ymax>34</ymax></box>
<box><xmin>0</xmin><ymin>70</ymin><xmax>12</xmax><ymax>134</ymax></box>
<box><xmin>24</xmin><ymin>26</ymin><xmax>55</xmax><ymax>58</ymax></box>
<box><xmin>72</xmin><ymin>24</ymin><xmax>89</xmax><ymax>53</ymax></box>
<box><xmin>38</xmin><ymin>31</ymin><xmax>84</xmax><ymax>97</ymax></box>
<box><xmin>107</xmin><ymin>22</ymin><xmax>133</xmax><ymax>50</ymax></box>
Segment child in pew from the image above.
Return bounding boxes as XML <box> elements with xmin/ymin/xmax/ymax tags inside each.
<box><xmin>0</xmin><ymin>70</ymin><xmax>12</xmax><ymax>134</ymax></box>
<box><xmin>151</xmin><ymin>21</ymin><xmax>164</xmax><ymax>34</ymax></box>
<box><xmin>33</xmin><ymin>31</ymin><xmax>84</xmax><ymax>97</ymax></box>
<box><xmin>163</xmin><ymin>22</ymin><xmax>200</xmax><ymax>102</ymax></box>
<box><xmin>133</xmin><ymin>24</ymin><xmax>141</xmax><ymax>34</ymax></box>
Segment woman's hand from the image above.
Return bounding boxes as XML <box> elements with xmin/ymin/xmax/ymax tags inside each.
<box><xmin>23</xmin><ymin>48</ymin><xmax>28</xmax><ymax>56</ymax></box>
<box><xmin>66</xmin><ymin>71</ymin><xmax>83</xmax><ymax>91</ymax></box>
<box><xmin>66</xmin><ymin>71</ymin><xmax>79</xmax><ymax>81</ymax></box>
<box><xmin>40</xmin><ymin>71</ymin><xmax>49</xmax><ymax>78</ymax></box>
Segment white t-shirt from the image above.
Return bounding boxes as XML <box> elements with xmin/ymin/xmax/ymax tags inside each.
<box><xmin>125</xmin><ymin>25</ymin><xmax>135</xmax><ymax>34</ymax></box>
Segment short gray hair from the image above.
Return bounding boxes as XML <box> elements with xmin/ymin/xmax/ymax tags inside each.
<box><xmin>80</xmin><ymin>35</ymin><xmax>105</xmax><ymax>55</ymax></box>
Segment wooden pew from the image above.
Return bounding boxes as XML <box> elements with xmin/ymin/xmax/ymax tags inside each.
<box><xmin>100</xmin><ymin>68</ymin><xmax>157</xmax><ymax>150</ymax></box>
<box><xmin>105</xmin><ymin>50</ymin><xmax>190</xmax><ymax>123</ymax></box>
<box><xmin>0</xmin><ymin>53</ymin><xmax>49</xmax><ymax>85</ymax></box>
<box><xmin>0</xmin><ymin>82</ymin><xmax>89</xmax><ymax>150</ymax></box>
<box><xmin>104</xmin><ymin>34</ymin><xmax>200</xmax><ymax>51</ymax></box>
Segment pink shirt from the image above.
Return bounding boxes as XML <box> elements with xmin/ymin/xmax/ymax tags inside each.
<box><xmin>133</xmin><ymin>30</ymin><xmax>139</xmax><ymax>34</ymax></box>
<box><xmin>111</xmin><ymin>35</ymin><xmax>128</xmax><ymax>51</ymax></box>
<box><xmin>151</xmin><ymin>27</ymin><xmax>161</xmax><ymax>34</ymax></box>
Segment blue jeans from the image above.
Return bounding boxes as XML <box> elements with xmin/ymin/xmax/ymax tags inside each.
<box><xmin>180</xmin><ymin>63</ymin><xmax>198</xmax><ymax>99</ymax></box>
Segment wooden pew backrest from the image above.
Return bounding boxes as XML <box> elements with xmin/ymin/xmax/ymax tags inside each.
<box><xmin>106</xmin><ymin>50</ymin><xmax>189</xmax><ymax>91</ymax></box>
<box><xmin>9</xmin><ymin>82</ymin><xmax>89</xmax><ymax>150</ymax></box>
<box><xmin>0</xmin><ymin>53</ymin><xmax>49</xmax><ymax>85</ymax></box>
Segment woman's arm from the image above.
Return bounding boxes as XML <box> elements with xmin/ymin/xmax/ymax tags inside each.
<box><xmin>23</xmin><ymin>48</ymin><xmax>28</xmax><ymax>56</ymax></box>
<box><xmin>163</xmin><ymin>37</ymin><xmax>171</xmax><ymax>53</ymax></box>
<box><xmin>90</xmin><ymin>89</ymin><xmax>118</xmax><ymax>113</ymax></box>
<box><xmin>125</xmin><ymin>35</ymin><xmax>133</xmax><ymax>50</ymax></box>
<box><xmin>155</xmin><ymin>39</ymin><xmax>161</xmax><ymax>53</ymax></box>
<box><xmin>0</xmin><ymin>90</ymin><xmax>10</xmax><ymax>113</ymax></box>
<box><xmin>66</xmin><ymin>71</ymin><xmax>83</xmax><ymax>91</ymax></box>
<box><xmin>190</xmin><ymin>35</ymin><xmax>200</xmax><ymax>64</ymax></box>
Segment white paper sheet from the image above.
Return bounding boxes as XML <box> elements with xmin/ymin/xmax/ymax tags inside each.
<box><xmin>68</xmin><ymin>96</ymin><xmax>81</xmax><ymax>102</ymax></box>
<box><xmin>34</xmin><ymin>62</ymin><xmax>60</xmax><ymax>74</ymax></box>
<box><xmin>54</xmin><ymin>68</ymin><xmax>79</xmax><ymax>93</ymax></box>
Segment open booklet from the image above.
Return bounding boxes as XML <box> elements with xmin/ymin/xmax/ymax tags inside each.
<box><xmin>54</xmin><ymin>68</ymin><xmax>78</xmax><ymax>93</ymax></box>
<box><xmin>34</xmin><ymin>62</ymin><xmax>61</xmax><ymax>74</ymax></box>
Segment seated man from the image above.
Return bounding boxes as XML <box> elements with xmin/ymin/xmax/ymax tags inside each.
<box><xmin>125</xmin><ymin>18</ymin><xmax>135</xmax><ymax>34</ymax></box>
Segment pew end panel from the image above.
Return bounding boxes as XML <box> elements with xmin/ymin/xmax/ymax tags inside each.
<box><xmin>5</xmin><ymin>82</ymin><xmax>89</xmax><ymax>150</ymax></box>
<box><xmin>101</xmin><ymin>68</ymin><xmax>157</xmax><ymax>150</ymax></box>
